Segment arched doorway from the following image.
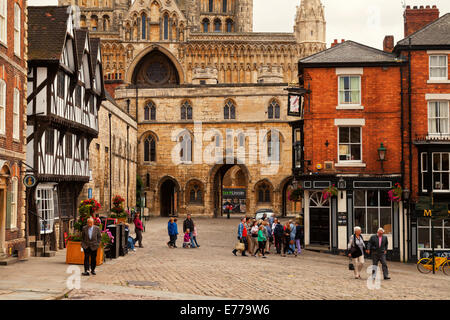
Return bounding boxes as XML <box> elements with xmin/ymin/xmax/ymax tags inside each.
<box><xmin>159</xmin><ymin>177</ymin><xmax>179</xmax><ymax>217</ymax></box>
<box><xmin>211</xmin><ymin>163</ymin><xmax>249</xmax><ymax>218</ymax></box>
<box><xmin>309</xmin><ymin>191</ymin><xmax>330</xmax><ymax>246</ymax></box>
<box><xmin>0</xmin><ymin>163</ymin><xmax>10</xmax><ymax>257</ymax></box>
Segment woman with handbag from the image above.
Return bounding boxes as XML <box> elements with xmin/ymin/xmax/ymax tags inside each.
<box><xmin>348</xmin><ymin>226</ymin><xmax>365</xmax><ymax>279</ymax></box>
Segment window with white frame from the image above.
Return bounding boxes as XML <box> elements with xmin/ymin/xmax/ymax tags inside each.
<box><xmin>13</xmin><ymin>88</ymin><xmax>19</xmax><ymax>140</ymax></box>
<box><xmin>354</xmin><ymin>189</ymin><xmax>392</xmax><ymax>235</ymax></box>
<box><xmin>421</xmin><ymin>152</ymin><xmax>428</xmax><ymax>193</ymax></box>
<box><xmin>432</xmin><ymin>152</ymin><xmax>450</xmax><ymax>192</ymax></box>
<box><xmin>428</xmin><ymin>101</ymin><xmax>449</xmax><ymax>135</ymax></box>
<box><xmin>14</xmin><ymin>3</ymin><xmax>20</xmax><ymax>57</ymax></box>
<box><xmin>0</xmin><ymin>0</ymin><xmax>6</xmax><ymax>45</ymax></box>
<box><xmin>0</xmin><ymin>79</ymin><xmax>5</xmax><ymax>134</ymax></box>
<box><xmin>338</xmin><ymin>127</ymin><xmax>361</xmax><ymax>162</ymax></box>
<box><xmin>7</xmin><ymin>177</ymin><xmax>18</xmax><ymax>229</ymax></box>
<box><xmin>338</xmin><ymin>76</ymin><xmax>361</xmax><ymax>105</ymax></box>
<box><xmin>36</xmin><ymin>185</ymin><xmax>56</xmax><ymax>234</ymax></box>
<box><xmin>429</xmin><ymin>55</ymin><xmax>448</xmax><ymax>80</ymax></box>
<box><xmin>418</xmin><ymin>218</ymin><xmax>450</xmax><ymax>250</ymax></box>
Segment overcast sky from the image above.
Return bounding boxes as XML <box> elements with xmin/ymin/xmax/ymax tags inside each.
<box><xmin>28</xmin><ymin>0</ymin><xmax>450</xmax><ymax>49</ymax></box>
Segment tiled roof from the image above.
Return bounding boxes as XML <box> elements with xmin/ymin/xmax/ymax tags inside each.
<box><xmin>89</xmin><ymin>37</ymin><xmax>101</xmax><ymax>72</ymax></box>
<box><xmin>74</xmin><ymin>29</ymin><xmax>88</xmax><ymax>68</ymax></box>
<box><xmin>28</xmin><ymin>6</ymin><xmax>71</xmax><ymax>61</ymax></box>
<box><xmin>397</xmin><ymin>13</ymin><xmax>450</xmax><ymax>47</ymax></box>
<box><xmin>299</xmin><ymin>40</ymin><xmax>403</xmax><ymax>65</ymax></box>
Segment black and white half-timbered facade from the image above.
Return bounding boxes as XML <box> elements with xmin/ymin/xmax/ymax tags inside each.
<box><xmin>26</xmin><ymin>6</ymin><xmax>105</xmax><ymax>250</ymax></box>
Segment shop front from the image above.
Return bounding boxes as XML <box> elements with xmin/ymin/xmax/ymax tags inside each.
<box><xmin>300</xmin><ymin>176</ymin><xmax>403</xmax><ymax>261</ymax></box>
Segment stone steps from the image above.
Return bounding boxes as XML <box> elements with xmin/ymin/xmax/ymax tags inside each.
<box><xmin>0</xmin><ymin>257</ymin><xmax>19</xmax><ymax>266</ymax></box>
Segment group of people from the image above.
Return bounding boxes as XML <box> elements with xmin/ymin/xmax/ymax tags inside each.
<box><xmin>167</xmin><ymin>214</ymin><xmax>200</xmax><ymax>249</ymax></box>
<box><xmin>232</xmin><ymin>215</ymin><xmax>304</xmax><ymax>258</ymax></box>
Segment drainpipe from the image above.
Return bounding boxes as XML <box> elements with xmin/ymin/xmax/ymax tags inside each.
<box><xmin>400</xmin><ymin>65</ymin><xmax>405</xmax><ymax>263</ymax></box>
<box><xmin>127</xmin><ymin>125</ymin><xmax>129</xmax><ymax>211</ymax></box>
<box><xmin>407</xmin><ymin>38</ymin><xmax>413</xmax><ymax>262</ymax></box>
<box><xmin>109</xmin><ymin>113</ymin><xmax>112</xmax><ymax>212</ymax></box>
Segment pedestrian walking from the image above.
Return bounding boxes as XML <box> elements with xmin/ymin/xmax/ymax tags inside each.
<box><xmin>246</xmin><ymin>217</ymin><xmax>253</xmax><ymax>254</ymax></box>
<box><xmin>367</xmin><ymin>228</ymin><xmax>390</xmax><ymax>280</ymax></box>
<box><xmin>183</xmin><ymin>229</ymin><xmax>192</xmax><ymax>248</ymax></box>
<box><xmin>167</xmin><ymin>217</ymin><xmax>178</xmax><ymax>248</ymax></box>
<box><xmin>273</xmin><ymin>219</ymin><xmax>284</xmax><ymax>254</ymax></box>
<box><xmin>192</xmin><ymin>223</ymin><xmax>200</xmax><ymax>247</ymax></box>
<box><xmin>295</xmin><ymin>221</ymin><xmax>302</xmax><ymax>255</ymax></box>
<box><xmin>133</xmin><ymin>212</ymin><xmax>144</xmax><ymax>248</ymax></box>
<box><xmin>250</xmin><ymin>220</ymin><xmax>259</xmax><ymax>256</ymax></box>
<box><xmin>81</xmin><ymin>217</ymin><xmax>102</xmax><ymax>276</ymax></box>
<box><xmin>282</xmin><ymin>222</ymin><xmax>295</xmax><ymax>257</ymax></box>
<box><xmin>232</xmin><ymin>218</ymin><xmax>248</xmax><ymax>256</ymax></box>
<box><xmin>348</xmin><ymin>226</ymin><xmax>365</xmax><ymax>279</ymax></box>
<box><xmin>264</xmin><ymin>221</ymin><xmax>272</xmax><ymax>254</ymax></box>
<box><xmin>255</xmin><ymin>225</ymin><xmax>267</xmax><ymax>258</ymax></box>
<box><xmin>289</xmin><ymin>220</ymin><xmax>296</xmax><ymax>254</ymax></box>
<box><xmin>183</xmin><ymin>214</ymin><xmax>196</xmax><ymax>248</ymax></box>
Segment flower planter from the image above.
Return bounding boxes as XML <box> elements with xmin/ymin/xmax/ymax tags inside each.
<box><xmin>116</xmin><ymin>218</ymin><xmax>127</xmax><ymax>224</ymax></box>
<box><xmin>65</xmin><ymin>241</ymin><xmax>104</xmax><ymax>266</ymax></box>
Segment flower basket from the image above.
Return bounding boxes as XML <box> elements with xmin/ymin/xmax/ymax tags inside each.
<box><xmin>323</xmin><ymin>185</ymin><xmax>338</xmax><ymax>200</ymax></box>
<box><xmin>109</xmin><ymin>195</ymin><xmax>129</xmax><ymax>220</ymax></box>
<box><xmin>388</xmin><ymin>183</ymin><xmax>402</xmax><ymax>203</ymax></box>
<box><xmin>288</xmin><ymin>187</ymin><xmax>303</xmax><ymax>202</ymax></box>
<box><xmin>65</xmin><ymin>241</ymin><xmax>104</xmax><ymax>266</ymax></box>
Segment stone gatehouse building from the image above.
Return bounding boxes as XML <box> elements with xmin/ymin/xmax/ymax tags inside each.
<box><xmin>58</xmin><ymin>0</ymin><xmax>327</xmax><ymax>217</ymax></box>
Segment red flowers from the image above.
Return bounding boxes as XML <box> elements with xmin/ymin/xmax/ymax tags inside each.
<box><xmin>388</xmin><ymin>183</ymin><xmax>402</xmax><ymax>203</ymax></box>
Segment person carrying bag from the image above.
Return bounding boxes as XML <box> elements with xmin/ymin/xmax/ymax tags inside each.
<box><xmin>347</xmin><ymin>226</ymin><xmax>365</xmax><ymax>279</ymax></box>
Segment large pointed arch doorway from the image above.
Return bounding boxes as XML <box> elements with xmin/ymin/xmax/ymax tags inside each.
<box><xmin>159</xmin><ymin>177</ymin><xmax>179</xmax><ymax>217</ymax></box>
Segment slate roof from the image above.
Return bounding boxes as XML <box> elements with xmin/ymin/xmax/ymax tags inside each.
<box><xmin>74</xmin><ymin>29</ymin><xmax>88</xmax><ymax>68</ymax></box>
<box><xmin>89</xmin><ymin>37</ymin><xmax>101</xmax><ymax>72</ymax></box>
<box><xmin>396</xmin><ymin>13</ymin><xmax>450</xmax><ymax>48</ymax></box>
<box><xmin>28</xmin><ymin>6</ymin><xmax>71</xmax><ymax>62</ymax></box>
<box><xmin>299</xmin><ymin>40</ymin><xmax>404</xmax><ymax>66</ymax></box>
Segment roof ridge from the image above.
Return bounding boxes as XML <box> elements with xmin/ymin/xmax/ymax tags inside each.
<box><xmin>397</xmin><ymin>12</ymin><xmax>450</xmax><ymax>45</ymax></box>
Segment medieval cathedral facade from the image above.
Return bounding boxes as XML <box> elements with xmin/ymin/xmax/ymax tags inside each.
<box><xmin>58</xmin><ymin>0</ymin><xmax>327</xmax><ymax>217</ymax></box>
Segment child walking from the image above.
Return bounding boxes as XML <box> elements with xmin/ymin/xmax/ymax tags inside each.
<box><xmin>192</xmin><ymin>223</ymin><xmax>200</xmax><ymax>248</ymax></box>
<box><xmin>183</xmin><ymin>229</ymin><xmax>191</xmax><ymax>248</ymax></box>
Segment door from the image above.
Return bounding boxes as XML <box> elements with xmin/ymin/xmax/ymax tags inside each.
<box><xmin>0</xmin><ymin>189</ymin><xmax>5</xmax><ymax>256</ymax></box>
<box><xmin>310</xmin><ymin>208</ymin><xmax>330</xmax><ymax>245</ymax></box>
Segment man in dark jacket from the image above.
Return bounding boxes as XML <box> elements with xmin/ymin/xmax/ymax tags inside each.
<box><xmin>273</xmin><ymin>220</ymin><xmax>284</xmax><ymax>254</ymax></box>
<box><xmin>366</xmin><ymin>228</ymin><xmax>390</xmax><ymax>280</ymax></box>
<box><xmin>183</xmin><ymin>214</ymin><xmax>196</xmax><ymax>248</ymax></box>
<box><xmin>81</xmin><ymin>217</ymin><xmax>102</xmax><ymax>276</ymax></box>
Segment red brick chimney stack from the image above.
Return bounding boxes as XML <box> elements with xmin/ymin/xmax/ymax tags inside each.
<box><xmin>404</xmin><ymin>5</ymin><xmax>439</xmax><ymax>37</ymax></box>
<box><xmin>383</xmin><ymin>35</ymin><xmax>394</xmax><ymax>53</ymax></box>
<box><xmin>331</xmin><ymin>39</ymin><xmax>338</xmax><ymax>47</ymax></box>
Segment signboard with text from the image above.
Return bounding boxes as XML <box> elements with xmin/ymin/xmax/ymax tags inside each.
<box><xmin>222</xmin><ymin>187</ymin><xmax>246</xmax><ymax>214</ymax></box>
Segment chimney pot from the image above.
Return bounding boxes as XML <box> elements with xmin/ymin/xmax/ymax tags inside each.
<box><xmin>404</xmin><ymin>5</ymin><xmax>440</xmax><ymax>37</ymax></box>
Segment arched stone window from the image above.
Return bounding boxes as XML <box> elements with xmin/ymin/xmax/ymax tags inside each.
<box><xmin>257</xmin><ymin>182</ymin><xmax>271</xmax><ymax>203</ymax></box>
<box><xmin>202</xmin><ymin>18</ymin><xmax>210</xmax><ymax>33</ymax></box>
<box><xmin>226</xmin><ymin>19</ymin><xmax>233</xmax><ymax>32</ymax></box>
<box><xmin>103</xmin><ymin>15</ymin><xmax>110</xmax><ymax>31</ymax></box>
<box><xmin>141</xmin><ymin>13</ymin><xmax>147</xmax><ymax>39</ymax></box>
<box><xmin>209</xmin><ymin>0</ymin><xmax>214</xmax><ymax>12</ymax></box>
<box><xmin>178</xmin><ymin>131</ymin><xmax>192</xmax><ymax>162</ymax></box>
<box><xmin>144</xmin><ymin>134</ymin><xmax>156</xmax><ymax>162</ymax></box>
<box><xmin>268</xmin><ymin>99</ymin><xmax>280</xmax><ymax>119</ymax></box>
<box><xmin>91</xmin><ymin>15</ymin><xmax>98</xmax><ymax>31</ymax></box>
<box><xmin>144</xmin><ymin>101</ymin><xmax>156</xmax><ymax>121</ymax></box>
<box><xmin>265</xmin><ymin>130</ymin><xmax>281</xmax><ymax>162</ymax></box>
<box><xmin>181</xmin><ymin>101</ymin><xmax>192</xmax><ymax>120</ymax></box>
<box><xmin>188</xmin><ymin>183</ymin><xmax>203</xmax><ymax>204</ymax></box>
<box><xmin>163</xmin><ymin>14</ymin><xmax>169</xmax><ymax>40</ymax></box>
<box><xmin>80</xmin><ymin>15</ymin><xmax>87</xmax><ymax>28</ymax></box>
<box><xmin>224</xmin><ymin>99</ymin><xmax>235</xmax><ymax>120</ymax></box>
<box><xmin>223</xmin><ymin>0</ymin><xmax>227</xmax><ymax>12</ymax></box>
<box><xmin>214</xmin><ymin>18</ymin><xmax>222</xmax><ymax>32</ymax></box>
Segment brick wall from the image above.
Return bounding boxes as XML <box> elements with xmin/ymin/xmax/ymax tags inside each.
<box><xmin>303</xmin><ymin>66</ymin><xmax>403</xmax><ymax>175</ymax></box>
<box><xmin>403</xmin><ymin>5</ymin><xmax>439</xmax><ymax>37</ymax></box>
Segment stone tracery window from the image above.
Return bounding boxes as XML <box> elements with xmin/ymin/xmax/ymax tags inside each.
<box><xmin>181</xmin><ymin>101</ymin><xmax>192</xmax><ymax>120</ymax></box>
<box><xmin>202</xmin><ymin>18</ymin><xmax>210</xmax><ymax>33</ymax></box>
<box><xmin>144</xmin><ymin>134</ymin><xmax>156</xmax><ymax>162</ymax></box>
<box><xmin>214</xmin><ymin>18</ymin><xmax>222</xmax><ymax>32</ymax></box>
<box><xmin>226</xmin><ymin>19</ymin><xmax>233</xmax><ymax>32</ymax></box>
<box><xmin>163</xmin><ymin>14</ymin><xmax>169</xmax><ymax>40</ymax></box>
<box><xmin>257</xmin><ymin>182</ymin><xmax>271</xmax><ymax>203</ymax></box>
<box><xmin>224</xmin><ymin>100</ymin><xmax>235</xmax><ymax>120</ymax></box>
<box><xmin>141</xmin><ymin>13</ymin><xmax>147</xmax><ymax>39</ymax></box>
<box><xmin>188</xmin><ymin>183</ymin><xmax>203</xmax><ymax>204</ymax></box>
<box><xmin>178</xmin><ymin>131</ymin><xmax>192</xmax><ymax>162</ymax></box>
<box><xmin>144</xmin><ymin>101</ymin><xmax>156</xmax><ymax>121</ymax></box>
<box><xmin>268</xmin><ymin>99</ymin><xmax>280</xmax><ymax>119</ymax></box>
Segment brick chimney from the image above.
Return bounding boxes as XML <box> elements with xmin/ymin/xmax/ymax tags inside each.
<box><xmin>331</xmin><ymin>39</ymin><xmax>338</xmax><ymax>47</ymax></box>
<box><xmin>404</xmin><ymin>5</ymin><xmax>439</xmax><ymax>37</ymax></box>
<box><xmin>383</xmin><ymin>35</ymin><xmax>394</xmax><ymax>53</ymax></box>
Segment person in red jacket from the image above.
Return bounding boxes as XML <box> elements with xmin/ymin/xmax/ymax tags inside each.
<box><xmin>133</xmin><ymin>212</ymin><xmax>144</xmax><ymax>248</ymax></box>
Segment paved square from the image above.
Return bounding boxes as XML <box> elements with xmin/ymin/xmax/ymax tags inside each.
<box><xmin>68</xmin><ymin>217</ymin><xmax>450</xmax><ymax>300</ymax></box>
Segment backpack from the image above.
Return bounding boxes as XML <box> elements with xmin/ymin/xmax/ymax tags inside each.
<box><xmin>274</xmin><ymin>224</ymin><xmax>284</xmax><ymax>237</ymax></box>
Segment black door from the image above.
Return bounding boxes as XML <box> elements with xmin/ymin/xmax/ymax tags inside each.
<box><xmin>160</xmin><ymin>180</ymin><xmax>175</xmax><ymax>217</ymax></box>
<box><xmin>310</xmin><ymin>208</ymin><xmax>330</xmax><ymax>245</ymax></box>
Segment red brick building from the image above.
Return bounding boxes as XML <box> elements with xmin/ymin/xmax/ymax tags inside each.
<box><xmin>394</xmin><ymin>7</ymin><xmax>450</xmax><ymax>262</ymax></box>
<box><xmin>0</xmin><ymin>0</ymin><xmax>28</xmax><ymax>264</ymax></box>
<box><xmin>294</xmin><ymin>41</ymin><xmax>406</xmax><ymax>261</ymax></box>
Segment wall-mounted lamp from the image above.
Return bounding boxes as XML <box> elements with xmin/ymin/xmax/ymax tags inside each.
<box><xmin>377</xmin><ymin>143</ymin><xmax>387</xmax><ymax>171</ymax></box>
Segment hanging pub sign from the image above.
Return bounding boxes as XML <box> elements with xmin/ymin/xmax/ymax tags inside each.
<box><xmin>287</xmin><ymin>94</ymin><xmax>304</xmax><ymax>117</ymax></box>
<box><xmin>23</xmin><ymin>174</ymin><xmax>37</xmax><ymax>188</ymax></box>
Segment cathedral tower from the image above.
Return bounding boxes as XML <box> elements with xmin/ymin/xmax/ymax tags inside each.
<box><xmin>236</xmin><ymin>0</ymin><xmax>253</xmax><ymax>32</ymax></box>
<box><xmin>294</xmin><ymin>0</ymin><xmax>326</xmax><ymax>45</ymax></box>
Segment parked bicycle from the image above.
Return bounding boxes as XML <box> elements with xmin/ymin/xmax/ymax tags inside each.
<box><xmin>417</xmin><ymin>256</ymin><xmax>450</xmax><ymax>275</ymax></box>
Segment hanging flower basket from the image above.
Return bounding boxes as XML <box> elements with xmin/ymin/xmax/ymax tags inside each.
<box><xmin>288</xmin><ymin>187</ymin><xmax>303</xmax><ymax>202</ymax></box>
<box><xmin>323</xmin><ymin>185</ymin><xmax>338</xmax><ymax>200</ymax></box>
<box><xmin>110</xmin><ymin>195</ymin><xmax>128</xmax><ymax>219</ymax></box>
<box><xmin>388</xmin><ymin>183</ymin><xmax>402</xmax><ymax>203</ymax></box>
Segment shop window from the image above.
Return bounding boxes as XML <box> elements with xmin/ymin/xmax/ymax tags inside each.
<box><xmin>418</xmin><ymin>218</ymin><xmax>450</xmax><ymax>250</ymax></box>
<box><xmin>354</xmin><ymin>189</ymin><xmax>392</xmax><ymax>234</ymax></box>
<box><xmin>36</xmin><ymin>185</ymin><xmax>56</xmax><ymax>234</ymax></box>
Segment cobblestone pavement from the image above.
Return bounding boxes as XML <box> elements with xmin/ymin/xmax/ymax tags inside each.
<box><xmin>68</xmin><ymin>217</ymin><xmax>450</xmax><ymax>300</ymax></box>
